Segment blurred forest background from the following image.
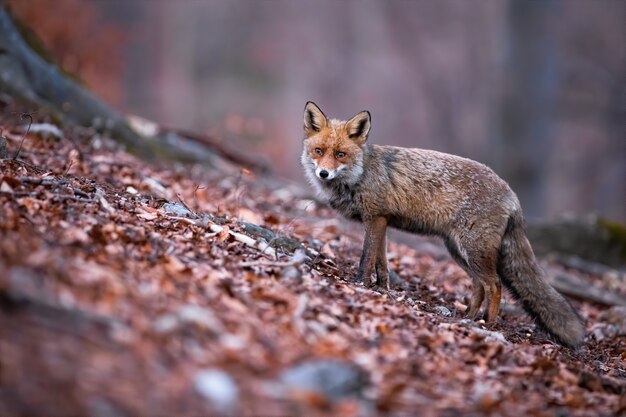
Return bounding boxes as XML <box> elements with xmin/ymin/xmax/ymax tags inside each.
<box><xmin>5</xmin><ymin>0</ymin><xmax>625</xmax><ymax>222</ymax></box>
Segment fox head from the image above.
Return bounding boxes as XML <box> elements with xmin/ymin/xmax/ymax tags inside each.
<box><xmin>301</xmin><ymin>101</ymin><xmax>370</xmax><ymax>192</ymax></box>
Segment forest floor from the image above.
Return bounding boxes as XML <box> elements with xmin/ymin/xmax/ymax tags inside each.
<box><xmin>0</xmin><ymin>111</ymin><xmax>625</xmax><ymax>417</ymax></box>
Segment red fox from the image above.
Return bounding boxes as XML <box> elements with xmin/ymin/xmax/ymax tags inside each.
<box><xmin>301</xmin><ymin>101</ymin><xmax>584</xmax><ymax>348</ymax></box>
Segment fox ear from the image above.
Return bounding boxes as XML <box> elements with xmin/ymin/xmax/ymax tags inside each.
<box><xmin>304</xmin><ymin>101</ymin><xmax>328</xmax><ymax>136</ymax></box>
<box><xmin>346</xmin><ymin>111</ymin><xmax>371</xmax><ymax>144</ymax></box>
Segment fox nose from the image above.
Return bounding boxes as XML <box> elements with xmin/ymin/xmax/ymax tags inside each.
<box><xmin>319</xmin><ymin>170</ymin><xmax>329</xmax><ymax>179</ymax></box>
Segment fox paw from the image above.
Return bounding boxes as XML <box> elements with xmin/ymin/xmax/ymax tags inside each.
<box><xmin>367</xmin><ymin>281</ymin><xmax>391</xmax><ymax>293</ymax></box>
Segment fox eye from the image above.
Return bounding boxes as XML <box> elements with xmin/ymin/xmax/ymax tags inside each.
<box><xmin>314</xmin><ymin>148</ymin><xmax>323</xmax><ymax>156</ymax></box>
<box><xmin>335</xmin><ymin>151</ymin><xmax>346</xmax><ymax>159</ymax></box>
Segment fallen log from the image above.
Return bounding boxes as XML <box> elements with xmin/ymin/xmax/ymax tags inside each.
<box><xmin>549</xmin><ymin>273</ymin><xmax>626</xmax><ymax>307</ymax></box>
<box><xmin>528</xmin><ymin>216</ymin><xmax>626</xmax><ymax>270</ymax></box>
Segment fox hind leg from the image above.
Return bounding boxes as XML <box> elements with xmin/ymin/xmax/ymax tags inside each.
<box><xmin>445</xmin><ymin>236</ymin><xmax>486</xmax><ymax>318</ymax></box>
<box><xmin>484</xmin><ymin>278</ymin><xmax>502</xmax><ymax>322</ymax></box>
<box><xmin>466</xmin><ymin>277</ymin><xmax>485</xmax><ymax>319</ymax></box>
<box><xmin>466</xmin><ymin>246</ymin><xmax>502</xmax><ymax>322</ymax></box>
<box><xmin>466</xmin><ymin>272</ymin><xmax>501</xmax><ymax>322</ymax></box>
<box><xmin>450</xmin><ymin>236</ymin><xmax>502</xmax><ymax>322</ymax></box>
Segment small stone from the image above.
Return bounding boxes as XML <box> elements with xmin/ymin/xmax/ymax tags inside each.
<box><xmin>433</xmin><ymin>306</ymin><xmax>452</xmax><ymax>317</ymax></box>
<box><xmin>281</xmin><ymin>266</ymin><xmax>302</xmax><ymax>284</ymax></box>
<box><xmin>472</xmin><ymin>327</ymin><xmax>509</xmax><ymax>344</ymax></box>
<box><xmin>389</xmin><ymin>269</ymin><xmax>403</xmax><ymax>288</ymax></box>
<box><xmin>142</xmin><ymin>177</ymin><xmax>169</xmax><ymax>199</ymax></box>
<box><xmin>178</xmin><ymin>305</ymin><xmax>223</xmax><ymax>331</ymax></box>
<box><xmin>21</xmin><ymin>123</ymin><xmax>63</xmax><ymax>139</ymax></box>
<box><xmin>162</xmin><ymin>202</ymin><xmax>194</xmax><ymax>217</ymax></box>
<box><xmin>152</xmin><ymin>314</ymin><xmax>178</xmax><ymax>333</ymax></box>
<box><xmin>0</xmin><ymin>181</ymin><xmax>12</xmax><ymax>193</ymax></box>
<box><xmin>194</xmin><ymin>369</ymin><xmax>238</xmax><ymax>413</ymax></box>
<box><xmin>453</xmin><ymin>301</ymin><xmax>468</xmax><ymax>312</ymax></box>
<box><xmin>153</xmin><ymin>305</ymin><xmax>223</xmax><ymax>334</ymax></box>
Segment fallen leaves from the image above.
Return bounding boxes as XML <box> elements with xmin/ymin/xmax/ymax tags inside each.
<box><xmin>0</xmin><ymin>116</ymin><xmax>624</xmax><ymax>417</ymax></box>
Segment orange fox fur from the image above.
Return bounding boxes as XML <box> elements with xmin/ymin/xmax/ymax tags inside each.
<box><xmin>301</xmin><ymin>101</ymin><xmax>584</xmax><ymax>348</ymax></box>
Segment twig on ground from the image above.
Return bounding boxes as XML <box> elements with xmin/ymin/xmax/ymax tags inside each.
<box><xmin>0</xmin><ymin>190</ymin><xmax>96</xmax><ymax>204</ymax></box>
<box><xmin>13</xmin><ymin>112</ymin><xmax>33</xmax><ymax>160</ymax></box>
<box><xmin>176</xmin><ymin>193</ymin><xmax>197</xmax><ymax>218</ymax></box>
<box><xmin>240</xmin><ymin>249</ymin><xmax>307</xmax><ymax>268</ymax></box>
<box><xmin>0</xmin><ymin>190</ymin><xmax>34</xmax><ymax>197</ymax></box>
<box><xmin>167</xmin><ymin>216</ymin><xmax>198</xmax><ymax>226</ymax></box>
<box><xmin>166</xmin><ymin>214</ymin><xmax>278</xmax><ymax>259</ymax></box>
<box><xmin>193</xmin><ymin>184</ymin><xmax>205</xmax><ymax>203</ymax></box>
<box><xmin>226</xmin><ymin>228</ymin><xmax>278</xmax><ymax>259</ymax></box>
<box><xmin>63</xmin><ymin>159</ymin><xmax>74</xmax><ymax>176</ymax></box>
<box><xmin>262</xmin><ymin>201</ymin><xmax>313</xmax><ymax>260</ymax></box>
<box><xmin>73</xmin><ymin>189</ymin><xmax>90</xmax><ymax>198</ymax></box>
<box><xmin>50</xmin><ymin>194</ymin><xmax>97</xmax><ymax>203</ymax></box>
<box><xmin>16</xmin><ymin>176</ymin><xmax>57</xmax><ymax>186</ymax></box>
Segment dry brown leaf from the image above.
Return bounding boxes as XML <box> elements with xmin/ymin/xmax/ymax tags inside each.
<box><xmin>137</xmin><ymin>212</ymin><xmax>158</xmax><ymax>221</ymax></box>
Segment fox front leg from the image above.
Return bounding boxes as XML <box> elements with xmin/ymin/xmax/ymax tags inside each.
<box><xmin>356</xmin><ymin>217</ymin><xmax>388</xmax><ymax>288</ymax></box>
<box><xmin>374</xmin><ymin>227</ymin><xmax>390</xmax><ymax>291</ymax></box>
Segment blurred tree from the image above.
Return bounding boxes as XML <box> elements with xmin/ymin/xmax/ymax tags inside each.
<box><xmin>7</xmin><ymin>0</ymin><xmax>622</xmax><ymax>221</ymax></box>
<box><xmin>4</xmin><ymin>0</ymin><xmax>127</xmax><ymax>106</ymax></box>
<box><xmin>490</xmin><ymin>0</ymin><xmax>560</xmax><ymax>218</ymax></box>
<box><xmin>0</xmin><ymin>4</ymin><xmax>237</xmax><ymax>167</ymax></box>
<box><xmin>0</xmin><ymin>4</ymin><xmax>140</xmax><ymax>150</ymax></box>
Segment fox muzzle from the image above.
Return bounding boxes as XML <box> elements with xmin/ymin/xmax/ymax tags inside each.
<box><xmin>315</xmin><ymin>167</ymin><xmax>337</xmax><ymax>180</ymax></box>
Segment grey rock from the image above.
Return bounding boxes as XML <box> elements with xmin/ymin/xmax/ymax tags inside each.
<box><xmin>433</xmin><ymin>306</ymin><xmax>452</xmax><ymax>317</ymax></box>
<box><xmin>162</xmin><ymin>202</ymin><xmax>194</xmax><ymax>217</ymax></box>
<box><xmin>389</xmin><ymin>269</ymin><xmax>405</xmax><ymax>288</ymax></box>
<box><xmin>279</xmin><ymin>359</ymin><xmax>369</xmax><ymax>402</ymax></box>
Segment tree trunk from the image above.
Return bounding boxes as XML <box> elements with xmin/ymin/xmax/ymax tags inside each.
<box><xmin>490</xmin><ymin>0</ymin><xmax>560</xmax><ymax>217</ymax></box>
<box><xmin>0</xmin><ymin>5</ymin><xmax>241</xmax><ymax>168</ymax></box>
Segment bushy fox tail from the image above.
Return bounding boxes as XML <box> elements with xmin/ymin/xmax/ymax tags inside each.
<box><xmin>497</xmin><ymin>210</ymin><xmax>585</xmax><ymax>348</ymax></box>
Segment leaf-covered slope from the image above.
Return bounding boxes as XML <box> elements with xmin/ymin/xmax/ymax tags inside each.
<box><xmin>0</xmin><ymin>118</ymin><xmax>624</xmax><ymax>416</ymax></box>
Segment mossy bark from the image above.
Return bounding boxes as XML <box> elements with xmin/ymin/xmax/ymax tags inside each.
<box><xmin>527</xmin><ymin>216</ymin><xmax>626</xmax><ymax>269</ymax></box>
